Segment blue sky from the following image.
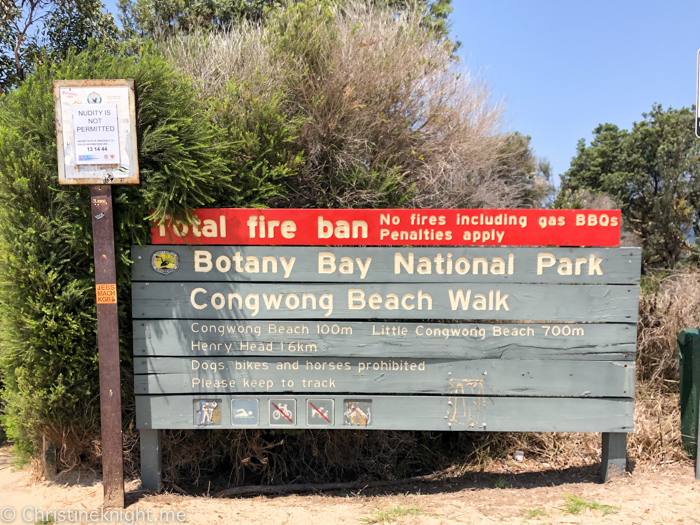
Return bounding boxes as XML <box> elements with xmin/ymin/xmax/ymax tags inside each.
<box><xmin>103</xmin><ymin>0</ymin><xmax>700</xmax><ymax>181</ymax></box>
<box><xmin>451</xmin><ymin>1</ymin><xmax>700</xmax><ymax>180</ymax></box>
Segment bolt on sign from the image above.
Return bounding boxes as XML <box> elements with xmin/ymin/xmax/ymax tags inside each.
<box><xmin>53</xmin><ymin>79</ymin><xmax>139</xmax><ymax>185</ymax></box>
<box><xmin>133</xmin><ymin>208</ymin><xmax>641</xmax><ymax>490</ymax></box>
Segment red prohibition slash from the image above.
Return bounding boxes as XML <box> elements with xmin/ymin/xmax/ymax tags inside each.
<box><xmin>271</xmin><ymin>402</ymin><xmax>294</xmax><ymax>423</ymax></box>
<box><xmin>309</xmin><ymin>402</ymin><xmax>331</xmax><ymax>423</ymax></box>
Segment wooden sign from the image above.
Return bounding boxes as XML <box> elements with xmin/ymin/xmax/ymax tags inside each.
<box><xmin>134</xmin><ymin>356</ymin><xmax>634</xmax><ymax>397</ymax></box>
<box><xmin>137</xmin><ymin>395</ymin><xmax>634</xmax><ymax>432</ymax></box>
<box><xmin>151</xmin><ymin>209</ymin><xmax>621</xmax><ymax>246</ymax></box>
<box><xmin>53</xmin><ymin>79</ymin><xmax>139</xmax><ymax>507</ymax></box>
<box><xmin>133</xmin><ymin>246</ymin><xmax>641</xmax><ymax>284</ymax></box>
<box><xmin>132</xmin><ymin>281</ymin><xmax>638</xmax><ymax>322</ymax></box>
<box><xmin>53</xmin><ymin>79</ymin><xmax>139</xmax><ymax>185</ymax></box>
<box><xmin>134</xmin><ymin>320</ymin><xmax>637</xmax><ymax>360</ymax></box>
<box><xmin>134</xmin><ymin>220</ymin><xmax>639</xmax><ymax>490</ymax></box>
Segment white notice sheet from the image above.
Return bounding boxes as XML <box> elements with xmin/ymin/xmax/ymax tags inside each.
<box><xmin>72</xmin><ymin>103</ymin><xmax>120</xmax><ymax>165</ymax></box>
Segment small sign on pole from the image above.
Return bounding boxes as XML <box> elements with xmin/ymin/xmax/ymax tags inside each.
<box><xmin>53</xmin><ymin>79</ymin><xmax>138</xmax><ymax>508</ymax></box>
<box><xmin>53</xmin><ymin>79</ymin><xmax>139</xmax><ymax>185</ymax></box>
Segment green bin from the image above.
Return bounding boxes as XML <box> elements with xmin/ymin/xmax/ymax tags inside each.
<box><xmin>678</xmin><ymin>329</ymin><xmax>700</xmax><ymax>459</ymax></box>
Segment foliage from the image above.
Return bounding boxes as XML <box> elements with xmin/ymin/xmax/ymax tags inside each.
<box><xmin>117</xmin><ymin>0</ymin><xmax>281</xmax><ymax>41</ymax></box>
<box><xmin>555</xmin><ymin>105</ymin><xmax>700</xmax><ymax>269</ymax></box>
<box><xmin>0</xmin><ymin>0</ymin><xmax>118</xmax><ymax>91</ymax></box>
<box><xmin>161</xmin><ymin>1</ymin><xmax>540</xmax><ymax>209</ymax></box>
<box><xmin>118</xmin><ymin>0</ymin><xmax>454</xmax><ymax>44</ymax></box>
<box><xmin>209</xmin><ymin>82</ymin><xmax>305</xmax><ymax>208</ymax></box>
<box><xmin>0</xmin><ymin>0</ymin><xmax>552</xmax><ymax>474</ymax></box>
<box><xmin>495</xmin><ymin>132</ymin><xmax>553</xmax><ymax>208</ymax></box>
<box><xmin>524</xmin><ymin>508</ymin><xmax>548</xmax><ymax>519</ymax></box>
<box><xmin>0</xmin><ymin>43</ymin><xmax>232</xmax><ymax>456</ymax></box>
<box><xmin>359</xmin><ymin>505</ymin><xmax>423</xmax><ymax>523</ymax></box>
<box><xmin>43</xmin><ymin>0</ymin><xmax>119</xmax><ymax>58</ymax></box>
<box><xmin>371</xmin><ymin>0</ymin><xmax>455</xmax><ymax>41</ymax></box>
<box><xmin>493</xmin><ymin>475</ymin><xmax>508</xmax><ymax>488</ymax></box>
<box><xmin>560</xmin><ymin>495</ymin><xmax>619</xmax><ymax>516</ymax></box>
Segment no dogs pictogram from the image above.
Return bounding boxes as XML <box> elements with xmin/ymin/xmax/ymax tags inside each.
<box><xmin>307</xmin><ymin>399</ymin><xmax>334</xmax><ymax>426</ymax></box>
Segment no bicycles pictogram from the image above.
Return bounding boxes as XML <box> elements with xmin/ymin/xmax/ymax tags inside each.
<box><xmin>269</xmin><ymin>399</ymin><xmax>296</xmax><ymax>426</ymax></box>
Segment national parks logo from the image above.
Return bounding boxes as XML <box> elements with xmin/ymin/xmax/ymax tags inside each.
<box><xmin>87</xmin><ymin>92</ymin><xmax>102</xmax><ymax>103</ymax></box>
<box><xmin>151</xmin><ymin>250</ymin><xmax>179</xmax><ymax>275</ymax></box>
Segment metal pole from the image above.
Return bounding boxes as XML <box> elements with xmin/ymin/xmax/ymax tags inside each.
<box><xmin>91</xmin><ymin>185</ymin><xmax>125</xmax><ymax>507</ymax></box>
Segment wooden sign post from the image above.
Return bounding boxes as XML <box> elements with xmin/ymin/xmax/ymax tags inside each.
<box><xmin>91</xmin><ymin>186</ymin><xmax>124</xmax><ymax>508</ymax></box>
<box><xmin>53</xmin><ymin>79</ymin><xmax>140</xmax><ymax>508</ymax></box>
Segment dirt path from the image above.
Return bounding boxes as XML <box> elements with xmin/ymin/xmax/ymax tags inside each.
<box><xmin>0</xmin><ymin>446</ymin><xmax>698</xmax><ymax>524</ymax></box>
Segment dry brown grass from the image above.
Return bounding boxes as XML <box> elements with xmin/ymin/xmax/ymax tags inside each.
<box><xmin>444</xmin><ymin>389</ymin><xmax>686</xmax><ymax>476</ymax></box>
<box><xmin>629</xmin><ymin>385</ymin><xmax>685</xmax><ymax>464</ymax></box>
<box><xmin>637</xmin><ymin>270</ymin><xmax>700</xmax><ymax>389</ymax></box>
<box><xmin>145</xmin><ymin>388</ymin><xmax>687</xmax><ymax>490</ymax></box>
<box><xmin>33</xmin><ymin>388</ymin><xmax>686</xmax><ymax>486</ymax></box>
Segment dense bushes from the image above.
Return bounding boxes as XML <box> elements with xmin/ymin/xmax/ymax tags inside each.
<box><xmin>1</xmin><ymin>3</ymin><xmax>694</xmax><ymax>485</ymax></box>
<box><xmin>160</xmin><ymin>2</ymin><xmax>546</xmax><ymax>209</ymax></box>
<box><xmin>0</xmin><ymin>2</ymin><xmax>555</xmax><ymax>477</ymax></box>
<box><xmin>0</xmin><ymin>45</ymin><xmax>237</xmax><ymax>459</ymax></box>
<box><xmin>637</xmin><ymin>271</ymin><xmax>700</xmax><ymax>390</ymax></box>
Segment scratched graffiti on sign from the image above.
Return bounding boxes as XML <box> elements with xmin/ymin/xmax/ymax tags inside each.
<box><xmin>447</xmin><ymin>379</ymin><xmax>486</xmax><ymax>428</ymax></box>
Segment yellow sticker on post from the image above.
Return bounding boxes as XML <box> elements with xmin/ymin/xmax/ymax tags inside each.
<box><xmin>96</xmin><ymin>283</ymin><xmax>117</xmax><ymax>304</ymax></box>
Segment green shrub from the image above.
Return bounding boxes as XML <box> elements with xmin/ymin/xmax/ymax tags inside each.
<box><xmin>209</xmin><ymin>81</ymin><xmax>305</xmax><ymax>208</ymax></box>
<box><xmin>0</xmin><ymin>42</ymin><xmax>236</xmax><ymax>461</ymax></box>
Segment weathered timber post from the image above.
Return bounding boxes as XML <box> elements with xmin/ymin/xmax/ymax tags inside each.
<box><xmin>140</xmin><ymin>429</ymin><xmax>162</xmax><ymax>491</ymax></box>
<box><xmin>601</xmin><ymin>432</ymin><xmax>627</xmax><ymax>482</ymax></box>
<box><xmin>91</xmin><ymin>185</ymin><xmax>125</xmax><ymax>507</ymax></box>
<box><xmin>42</xmin><ymin>434</ymin><xmax>56</xmax><ymax>477</ymax></box>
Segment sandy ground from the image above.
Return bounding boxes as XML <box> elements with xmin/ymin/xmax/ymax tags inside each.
<box><xmin>0</xmin><ymin>446</ymin><xmax>698</xmax><ymax>525</ymax></box>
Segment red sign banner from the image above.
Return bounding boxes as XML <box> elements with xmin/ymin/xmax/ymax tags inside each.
<box><xmin>151</xmin><ymin>209</ymin><xmax>621</xmax><ymax>247</ymax></box>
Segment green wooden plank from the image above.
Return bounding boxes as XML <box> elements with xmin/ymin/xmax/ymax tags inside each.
<box><xmin>602</xmin><ymin>432</ymin><xmax>627</xmax><ymax>481</ymax></box>
<box><xmin>133</xmin><ymin>246</ymin><xmax>641</xmax><ymax>284</ymax></box>
<box><xmin>132</xmin><ymin>282</ymin><xmax>639</xmax><ymax>322</ymax></box>
<box><xmin>139</xmin><ymin>429</ymin><xmax>162</xmax><ymax>491</ymax></box>
<box><xmin>134</xmin><ymin>320</ymin><xmax>636</xmax><ymax>360</ymax></box>
<box><xmin>133</xmin><ymin>357</ymin><xmax>635</xmax><ymax>397</ymax></box>
<box><xmin>135</xmin><ymin>394</ymin><xmax>634</xmax><ymax>432</ymax></box>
